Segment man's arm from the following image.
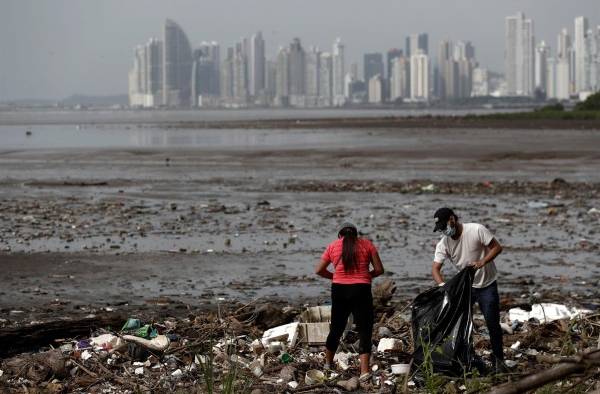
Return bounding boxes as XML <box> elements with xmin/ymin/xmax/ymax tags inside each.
<box><xmin>471</xmin><ymin>238</ymin><xmax>503</xmax><ymax>269</ymax></box>
<box><xmin>432</xmin><ymin>261</ymin><xmax>444</xmax><ymax>284</ymax></box>
<box><xmin>370</xmin><ymin>251</ymin><xmax>384</xmax><ymax>278</ymax></box>
<box><xmin>315</xmin><ymin>258</ymin><xmax>334</xmax><ymax>280</ymax></box>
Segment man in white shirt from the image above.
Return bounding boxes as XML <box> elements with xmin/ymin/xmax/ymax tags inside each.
<box><xmin>431</xmin><ymin>207</ymin><xmax>506</xmax><ymax>371</ymax></box>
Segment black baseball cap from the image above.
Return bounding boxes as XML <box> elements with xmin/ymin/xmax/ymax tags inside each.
<box><xmin>338</xmin><ymin>222</ymin><xmax>357</xmax><ymax>234</ymax></box>
<box><xmin>433</xmin><ymin>208</ymin><xmax>456</xmax><ymax>232</ymax></box>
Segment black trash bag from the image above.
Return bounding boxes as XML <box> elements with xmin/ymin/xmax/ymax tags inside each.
<box><xmin>411</xmin><ymin>267</ymin><xmax>475</xmax><ymax>376</ymax></box>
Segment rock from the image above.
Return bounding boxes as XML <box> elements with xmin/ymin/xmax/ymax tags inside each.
<box><xmin>337</xmin><ymin>376</ymin><xmax>359</xmax><ymax>391</ymax></box>
<box><xmin>1</xmin><ymin>349</ymin><xmax>67</xmax><ymax>382</ymax></box>
<box><xmin>377</xmin><ymin>326</ymin><xmax>393</xmax><ymax>338</ymax></box>
<box><xmin>373</xmin><ymin>279</ymin><xmax>396</xmax><ymax>307</ymax></box>
<box><xmin>279</xmin><ymin>365</ymin><xmax>296</xmax><ymax>382</ymax></box>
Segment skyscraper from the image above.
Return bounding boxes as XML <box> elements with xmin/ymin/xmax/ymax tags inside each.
<box><xmin>332</xmin><ymin>38</ymin><xmax>346</xmax><ymax>106</ymax></box>
<box><xmin>406</xmin><ymin>33</ymin><xmax>428</xmax><ymax>56</ymax></box>
<box><xmin>318</xmin><ymin>52</ymin><xmax>333</xmax><ymax>107</ymax></box>
<box><xmin>220</xmin><ymin>47</ymin><xmax>234</xmax><ymax>101</ymax></box>
<box><xmin>305</xmin><ymin>46</ymin><xmax>320</xmax><ymax>100</ymax></box>
<box><xmin>192</xmin><ymin>42</ymin><xmax>220</xmax><ymax>106</ymax></box>
<box><xmin>288</xmin><ymin>38</ymin><xmax>306</xmax><ymax>101</ymax></box>
<box><xmin>129</xmin><ymin>38</ymin><xmax>164</xmax><ymax>107</ymax></box>
<box><xmin>386</xmin><ymin>49</ymin><xmax>403</xmax><ymax>80</ymax></box>
<box><xmin>275</xmin><ymin>47</ymin><xmax>290</xmax><ymax>105</ymax></box>
<box><xmin>505</xmin><ymin>12</ymin><xmax>535</xmax><ymax>96</ymax></box>
<box><xmin>249</xmin><ymin>32</ymin><xmax>266</xmax><ymax>97</ymax></box>
<box><xmin>437</xmin><ymin>40</ymin><xmax>457</xmax><ymax>99</ymax></box>
<box><xmin>232</xmin><ymin>42</ymin><xmax>248</xmax><ymax>103</ymax></box>
<box><xmin>574</xmin><ymin>16</ymin><xmax>589</xmax><ymax>92</ymax></box>
<box><xmin>472</xmin><ymin>68</ymin><xmax>489</xmax><ymax>96</ymax></box>
<box><xmin>410</xmin><ymin>50</ymin><xmax>429</xmax><ymax>101</ymax></box>
<box><xmin>162</xmin><ymin>19</ymin><xmax>193</xmax><ymax>107</ymax></box>
<box><xmin>390</xmin><ymin>56</ymin><xmax>410</xmax><ymax>100</ymax></box>
<box><xmin>364</xmin><ymin>53</ymin><xmax>384</xmax><ymax>83</ymax></box>
<box><xmin>590</xmin><ymin>26</ymin><xmax>600</xmax><ymax>91</ymax></box>
<box><xmin>535</xmin><ymin>41</ymin><xmax>550</xmax><ymax>94</ymax></box>
<box><xmin>368</xmin><ymin>74</ymin><xmax>383</xmax><ymax>103</ymax></box>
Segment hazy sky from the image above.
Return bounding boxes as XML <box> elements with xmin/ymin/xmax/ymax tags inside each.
<box><xmin>1</xmin><ymin>0</ymin><xmax>599</xmax><ymax>100</ymax></box>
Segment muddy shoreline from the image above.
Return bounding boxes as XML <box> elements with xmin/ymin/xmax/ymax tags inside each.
<box><xmin>163</xmin><ymin>116</ymin><xmax>600</xmax><ymax>130</ymax></box>
<box><xmin>1</xmin><ymin>125</ymin><xmax>600</xmax><ymax>326</ymax></box>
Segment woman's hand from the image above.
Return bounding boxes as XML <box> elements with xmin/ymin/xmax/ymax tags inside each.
<box><xmin>315</xmin><ymin>258</ymin><xmax>334</xmax><ymax>280</ymax></box>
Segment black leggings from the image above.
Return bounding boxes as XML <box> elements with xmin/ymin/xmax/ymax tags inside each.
<box><xmin>326</xmin><ymin>283</ymin><xmax>374</xmax><ymax>354</ymax></box>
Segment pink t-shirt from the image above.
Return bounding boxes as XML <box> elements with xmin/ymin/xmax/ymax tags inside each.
<box><xmin>321</xmin><ymin>238</ymin><xmax>378</xmax><ymax>284</ymax></box>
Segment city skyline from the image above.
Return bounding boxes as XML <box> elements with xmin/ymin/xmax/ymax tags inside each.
<box><xmin>128</xmin><ymin>11</ymin><xmax>600</xmax><ymax>108</ymax></box>
<box><xmin>1</xmin><ymin>0</ymin><xmax>599</xmax><ymax>101</ymax></box>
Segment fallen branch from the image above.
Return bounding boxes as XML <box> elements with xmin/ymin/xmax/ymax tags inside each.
<box><xmin>489</xmin><ymin>348</ymin><xmax>600</xmax><ymax>394</ymax></box>
<box><xmin>0</xmin><ymin>314</ymin><xmax>125</xmax><ymax>358</ymax></box>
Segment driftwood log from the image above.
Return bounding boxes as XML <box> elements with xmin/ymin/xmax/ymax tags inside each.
<box><xmin>0</xmin><ymin>313</ymin><xmax>125</xmax><ymax>358</ymax></box>
<box><xmin>489</xmin><ymin>348</ymin><xmax>600</xmax><ymax>394</ymax></box>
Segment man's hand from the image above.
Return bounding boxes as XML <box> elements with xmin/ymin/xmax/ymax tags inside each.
<box><xmin>470</xmin><ymin>260</ymin><xmax>486</xmax><ymax>269</ymax></box>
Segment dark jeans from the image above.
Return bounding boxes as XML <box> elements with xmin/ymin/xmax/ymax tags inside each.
<box><xmin>472</xmin><ymin>281</ymin><xmax>504</xmax><ymax>360</ymax></box>
<box><xmin>326</xmin><ymin>283</ymin><xmax>374</xmax><ymax>354</ymax></box>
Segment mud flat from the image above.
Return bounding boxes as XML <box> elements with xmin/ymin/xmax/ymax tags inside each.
<box><xmin>0</xmin><ymin>125</ymin><xmax>599</xmax><ymax>324</ymax></box>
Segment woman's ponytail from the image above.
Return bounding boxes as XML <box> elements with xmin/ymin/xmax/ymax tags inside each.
<box><xmin>339</xmin><ymin>226</ymin><xmax>358</xmax><ymax>272</ymax></box>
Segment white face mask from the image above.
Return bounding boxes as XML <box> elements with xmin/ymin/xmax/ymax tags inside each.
<box><xmin>443</xmin><ymin>225</ymin><xmax>456</xmax><ymax>237</ymax></box>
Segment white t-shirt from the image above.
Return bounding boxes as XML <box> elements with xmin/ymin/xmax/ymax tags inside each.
<box><xmin>433</xmin><ymin>223</ymin><xmax>498</xmax><ymax>288</ymax></box>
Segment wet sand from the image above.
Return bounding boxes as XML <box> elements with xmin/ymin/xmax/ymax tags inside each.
<box><xmin>1</xmin><ymin>126</ymin><xmax>599</xmax><ymax>322</ymax></box>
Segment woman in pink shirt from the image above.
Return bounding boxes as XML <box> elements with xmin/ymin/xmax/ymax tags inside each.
<box><xmin>315</xmin><ymin>222</ymin><xmax>384</xmax><ymax>380</ymax></box>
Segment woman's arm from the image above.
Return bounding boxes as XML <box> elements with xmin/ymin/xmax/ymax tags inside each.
<box><xmin>315</xmin><ymin>258</ymin><xmax>334</xmax><ymax>280</ymax></box>
<box><xmin>370</xmin><ymin>251</ymin><xmax>384</xmax><ymax>278</ymax></box>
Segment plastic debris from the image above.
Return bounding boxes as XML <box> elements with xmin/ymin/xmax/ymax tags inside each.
<box><xmin>508</xmin><ymin>303</ymin><xmax>592</xmax><ymax>323</ymax></box>
<box><xmin>377</xmin><ymin>338</ymin><xmax>403</xmax><ymax>353</ymax></box>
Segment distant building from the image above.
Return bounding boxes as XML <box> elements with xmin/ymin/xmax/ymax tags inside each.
<box><xmin>162</xmin><ymin>19</ymin><xmax>193</xmax><ymax>107</ymax></box>
<box><xmin>574</xmin><ymin>16</ymin><xmax>589</xmax><ymax>92</ymax></box>
<box><xmin>410</xmin><ymin>51</ymin><xmax>429</xmax><ymax>101</ymax></box>
<box><xmin>275</xmin><ymin>46</ymin><xmax>290</xmax><ymax>105</ymax></box>
<box><xmin>390</xmin><ymin>56</ymin><xmax>410</xmax><ymax>100</ymax></box>
<box><xmin>192</xmin><ymin>42</ymin><xmax>220</xmax><ymax>106</ymax></box>
<box><xmin>534</xmin><ymin>41</ymin><xmax>550</xmax><ymax>95</ymax></box>
<box><xmin>305</xmin><ymin>46</ymin><xmax>321</xmax><ymax>105</ymax></box>
<box><xmin>128</xmin><ymin>38</ymin><xmax>163</xmax><ymax>107</ymax></box>
<box><xmin>318</xmin><ymin>52</ymin><xmax>333</xmax><ymax>107</ymax></box>
<box><xmin>332</xmin><ymin>38</ymin><xmax>346</xmax><ymax>106</ymax></box>
<box><xmin>437</xmin><ymin>40</ymin><xmax>457</xmax><ymax>99</ymax></box>
<box><xmin>505</xmin><ymin>12</ymin><xmax>535</xmax><ymax>96</ymax></box>
<box><xmin>472</xmin><ymin>67</ymin><xmax>489</xmax><ymax>96</ymax></box>
<box><xmin>406</xmin><ymin>33</ymin><xmax>428</xmax><ymax>56</ymax></box>
<box><xmin>368</xmin><ymin>74</ymin><xmax>383</xmax><ymax>103</ymax></box>
<box><xmin>364</xmin><ymin>53</ymin><xmax>384</xmax><ymax>83</ymax></box>
<box><xmin>386</xmin><ymin>49</ymin><xmax>403</xmax><ymax>80</ymax></box>
<box><xmin>220</xmin><ymin>47</ymin><xmax>235</xmax><ymax>101</ymax></box>
<box><xmin>249</xmin><ymin>32</ymin><xmax>266</xmax><ymax>98</ymax></box>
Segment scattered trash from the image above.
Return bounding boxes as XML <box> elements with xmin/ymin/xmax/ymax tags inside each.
<box><xmin>337</xmin><ymin>376</ymin><xmax>359</xmax><ymax>391</ymax></box>
<box><xmin>508</xmin><ymin>303</ymin><xmax>592</xmax><ymax>323</ymax></box>
<box><xmin>0</xmin><ymin>298</ymin><xmax>597</xmax><ymax>393</ymax></box>
<box><xmin>391</xmin><ymin>363</ymin><xmax>411</xmax><ymax>375</ymax></box>
<box><xmin>304</xmin><ymin>369</ymin><xmax>325</xmax><ymax>385</ymax></box>
<box><xmin>122</xmin><ymin>334</ymin><xmax>170</xmax><ymax>352</ymax></box>
<box><xmin>377</xmin><ymin>338</ymin><xmax>404</xmax><ymax>353</ymax></box>
<box><xmin>261</xmin><ymin>322</ymin><xmax>300</xmax><ymax>347</ymax></box>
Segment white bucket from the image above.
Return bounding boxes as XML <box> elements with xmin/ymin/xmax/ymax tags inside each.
<box><xmin>391</xmin><ymin>363</ymin><xmax>411</xmax><ymax>375</ymax></box>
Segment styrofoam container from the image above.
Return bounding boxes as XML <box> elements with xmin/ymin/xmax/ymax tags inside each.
<box><xmin>391</xmin><ymin>363</ymin><xmax>411</xmax><ymax>375</ymax></box>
